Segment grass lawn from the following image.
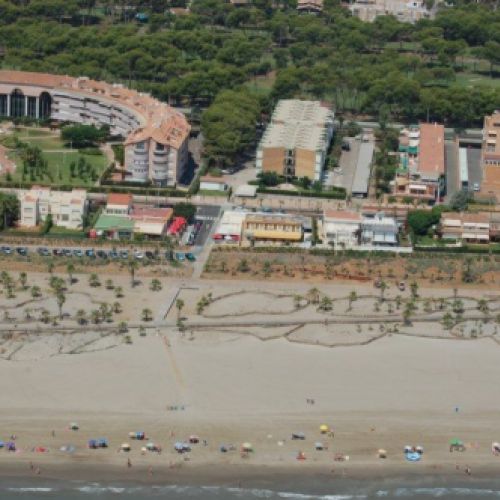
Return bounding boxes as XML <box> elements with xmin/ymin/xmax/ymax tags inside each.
<box><xmin>455</xmin><ymin>72</ymin><xmax>500</xmax><ymax>88</ymax></box>
<box><xmin>1</xmin><ymin>127</ymin><xmax>109</xmax><ymax>187</ymax></box>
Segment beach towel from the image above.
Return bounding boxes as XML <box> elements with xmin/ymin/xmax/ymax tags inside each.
<box><xmin>405</xmin><ymin>451</ymin><xmax>421</xmax><ymax>462</ymax></box>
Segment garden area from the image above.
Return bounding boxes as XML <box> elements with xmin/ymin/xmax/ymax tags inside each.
<box><xmin>0</xmin><ymin>124</ymin><xmax>109</xmax><ymax>187</ymax></box>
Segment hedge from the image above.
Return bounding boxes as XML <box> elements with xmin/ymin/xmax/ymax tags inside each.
<box><xmin>414</xmin><ymin>245</ymin><xmax>500</xmax><ymax>255</ymax></box>
<box><xmin>256</xmin><ymin>187</ymin><xmax>346</xmax><ymax>200</ymax></box>
<box><xmin>0</xmin><ymin>181</ymin><xmax>187</xmax><ymax>198</ymax></box>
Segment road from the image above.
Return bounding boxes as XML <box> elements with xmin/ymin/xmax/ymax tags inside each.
<box><xmin>466</xmin><ymin>146</ymin><xmax>482</xmax><ymax>191</ymax></box>
<box><xmin>324</xmin><ymin>137</ymin><xmax>359</xmax><ymax>196</ymax></box>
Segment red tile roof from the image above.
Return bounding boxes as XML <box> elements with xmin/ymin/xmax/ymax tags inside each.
<box><xmin>419</xmin><ymin>123</ymin><xmax>445</xmax><ymax>176</ymax></box>
<box><xmin>107</xmin><ymin>193</ymin><xmax>133</xmax><ymax>206</ymax></box>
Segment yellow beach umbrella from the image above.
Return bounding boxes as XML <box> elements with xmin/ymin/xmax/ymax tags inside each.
<box><xmin>319</xmin><ymin>424</ymin><xmax>329</xmax><ymax>433</ymax></box>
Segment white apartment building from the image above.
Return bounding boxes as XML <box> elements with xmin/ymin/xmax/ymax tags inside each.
<box><xmin>440</xmin><ymin>212</ymin><xmax>490</xmax><ymax>243</ymax></box>
<box><xmin>19</xmin><ymin>187</ymin><xmax>87</xmax><ymax>229</ymax></box>
<box><xmin>360</xmin><ymin>213</ymin><xmax>399</xmax><ymax>246</ymax></box>
<box><xmin>323</xmin><ymin>210</ymin><xmax>362</xmax><ymax>248</ymax></box>
<box><xmin>0</xmin><ymin>70</ymin><xmax>190</xmax><ymax>187</ymax></box>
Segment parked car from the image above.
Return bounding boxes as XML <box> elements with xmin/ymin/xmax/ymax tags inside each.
<box><xmin>16</xmin><ymin>247</ymin><xmax>28</xmax><ymax>256</ymax></box>
<box><xmin>341</xmin><ymin>141</ymin><xmax>351</xmax><ymax>151</ymax></box>
<box><xmin>37</xmin><ymin>247</ymin><xmax>50</xmax><ymax>256</ymax></box>
<box><xmin>108</xmin><ymin>250</ymin><xmax>119</xmax><ymax>259</ymax></box>
<box><xmin>96</xmin><ymin>250</ymin><xmax>107</xmax><ymax>259</ymax></box>
<box><xmin>185</xmin><ymin>253</ymin><xmax>196</xmax><ymax>262</ymax></box>
<box><xmin>175</xmin><ymin>252</ymin><xmax>185</xmax><ymax>262</ymax></box>
<box><xmin>85</xmin><ymin>248</ymin><xmax>95</xmax><ymax>258</ymax></box>
<box><xmin>134</xmin><ymin>250</ymin><xmax>144</xmax><ymax>260</ymax></box>
<box><xmin>120</xmin><ymin>250</ymin><xmax>129</xmax><ymax>259</ymax></box>
<box><xmin>398</xmin><ymin>281</ymin><xmax>406</xmax><ymax>291</ymax></box>
<box><xmin>145</xmin><ymin>251</ymin><xmax>155</xmax><ymax>260</ymax></box>
<box><xmin>53</xmin><ymin>249</ymin><xmax>63</xmax><ymax>257</ymax></box>
<box><xmin>1</xmin><ymin>246</ymin><xmax>12</xmax><ymax>255</ymax></box>
<box><xmin>73</xmin><ymin>249</ymin><xmax>83</xmax><ymax>258</ymax></box>
<box><xmin>473</xmin><ymin>182</ymin><xmax>480</xmax><ymax>192</ymax></box>
<box><xmin>63</xmin><ymin>249</ymin><xmax>73</xmax><ymax>257</ymax></box>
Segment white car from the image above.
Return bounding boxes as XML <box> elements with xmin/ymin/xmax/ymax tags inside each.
<box><xmin>134</xmin><ymin>250</ymin><xmax>144</xmax><ymax>260</ymax></box>
<box><xmin>473</xmin><ymin>182</ymin><xmax>480</xmax><ymax>192</ymax></box>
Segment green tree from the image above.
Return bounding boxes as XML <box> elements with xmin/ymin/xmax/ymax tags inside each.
<box><xmin>66</xmin><ymin>263</ymin><xmax>75</xmax><ymax>285</ymax></box>
<box><xmin>175</xmin><ymin>298</ymin><xmax>184</xmax><ymax>320</ymax></box>
<box><xmin>141</xmin><ymin>308</ymin><xmax>153</xmax><ymax>322</ymax></box>
<box><xmin>31</xmin><ymin>285</ymin><xmax>42</xmax><ymax>298</ymax></box>
<box><xmin>18</xmin><ymin>272</ymin><xmax>27</xmax><ymax>290</ymax></box>
<box><xmin>150</xmin><ymin>278</ymin><xmax>162</xmax><ymax>291</ymax></box>
<box><xmin>128</xmin><ymin>260</ymin><xmax>139</xmax><ymax>288</ymax></box>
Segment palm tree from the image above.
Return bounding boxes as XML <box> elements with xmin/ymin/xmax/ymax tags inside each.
<box><xmin>142</xmin><ymin>308</ymin><xmax>153</xmax><ymax>322</ymax></box>
<box><xmin>307</xmin><ymin>287</ymin><xmax>320</xmax><ymax>305</ymax></box>
<box><xmin>118</xmin><ymin>321</ymin><xmax>128</xmax><ymax>333</ymax></box>
<box><xmin>89</xmin><ymin>274</ymin><xmax>100</xmax><ymax>287</ymax></box>
<box><xmin>379</xmin><ymin>281</ymin><xmax>387</xmax><ymax>302</ymax></box>
<box><xmin>348</xmin><ymin>290</ymin><xmax>357</xmax><ymax>310</ymax></box>
<box><xmin>293</xmin><ymin>295</ymin><xmax>303</xmax><ymax>309</ymax></box>
<box><xmin>410</xmin><ymin>281</ymin><xmax>418</xmax><ymax>300</ymax></box>
<box><xmin>113</xmin><ymin>301</ymin><xmax>122</xmax><ymax>313</ymax></box>
<box><xmin>105</xmin><ymin>279</ymin><xmax>114</xmax><ymax>290</ymax></box>
<box><xmin>128</xmin><ymin>260</ymin><xmax>139</xmax><ymax>287</ymax></box>
<box><xmin>318</xmin><ymin>296</ymin><xmax>333</xmax><ymax>311</ymax></box>
<box><xmin>150</xmin><ymin>279</ymin><xmax>162</xmax><ymax>291</ymax></box>
<box><xmin>18</xmin><ymin>272</ymin><xmax>27</xmax><ymax>290</ymax></box>
<box><xmin>90</xmin><ymin>309</ymin><xmax>101</xmax><ymax>324</ymax></box>
<box><xmin>452</xmin><ymin>298</ymin><xmax>464</xmax><ymax>314</ymax></box>
<box><xmin>75</xmin><ymin>309</ymin><xmax>87</xmax><ymax>325</ymax></box>
<box><xmin>47</xmin><ymin>261</ymin><xmax>54</xmax><ymax>275</ymax></box>
<box><xmin>175</xmin><ymin>298</ymin><xmax>184</xmax><ymax>320</ymax></box>
<box><xmin>478</xmin><ymin>299</ymin><xmax>489</xmax><ymax>315</ymax></box>
<box><xmin>115</xmin><ymin>286</ymin><xmax>124</xmax><ymax>298</ymax></box>
<box><xmin>40</xmin><ymin>308</ymin><xmax>50</xmax><ymax>324</ymax></box>
<box><xmin>262</xmin><ymin>261</ymin><xmax>272</xmax><ymax>277</ymax></box>
<box><xmin>56</xmin><ymin>290</ymin><xmax>66</xmax><ymax>319</ymax></box>
<box><xmin>31</xmin><ymin>285</ymin><xmax>42</xmax><ymax>299</ymax></box>
<box><xmin>24</xmin><ymin>308</ymin><xmax>32</xmax><ymax>320</ymax></box>
<box><xmin>395</xmin><ymin>295</ymin><xmax>402</xmax><ymax>310</ymax></box>
<box><xmin>66</xmin><ymin>263</ymin><xmax>75</xmax><ymax>285</ymax></box>
<box><xmin>100</xmin><ymin>302</ymin><xmax>112</xmax><ymax>322</ymax></box>
<box><xmin>50</xmin><ymin>276</ymin><xmax>64</xmax><ymax>292</ymax></box>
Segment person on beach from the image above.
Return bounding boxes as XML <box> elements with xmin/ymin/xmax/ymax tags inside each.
<box><xmin>51</xmin><ymin>430</ymin><xmax>55</xmax><ymax>438</ymax></box>
<box><xmin>465</xmin><ymin>465</ymin><xmax>471</xmax><ymax>475</ymax></box>
<box><xmin>127</xmin><ymin>458</ymin><xmax>132</xmax><ymax>468</ymax></box>
<box><xmin>148</xmin><ymin>466</ymin><xmax>153</xmax><ymax>477</ymax></box>
<box><xmin>29</xmin><ymin>461</ymin><xmax>34</xmax><ymax>472</ymax></box>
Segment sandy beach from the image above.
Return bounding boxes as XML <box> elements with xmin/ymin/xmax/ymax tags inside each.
<box><xmin>1</xmin><ymin>271</ymin><xmax>500</xmax><ymax>487</ymax></box>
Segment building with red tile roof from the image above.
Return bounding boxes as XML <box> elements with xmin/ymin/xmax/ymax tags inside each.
<box><xmin>0</xmin><ymin>70</ymin><xmax>190</xmax><ymax>187</ymax></box>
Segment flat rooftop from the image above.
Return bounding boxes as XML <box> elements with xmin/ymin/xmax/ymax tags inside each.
<box><xmin>419</xmin><ymin>123</ymin><xmax>445</xmax><ymax>177</ymax></box>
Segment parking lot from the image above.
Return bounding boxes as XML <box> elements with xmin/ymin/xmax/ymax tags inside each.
<box><xmin>191</xmin><ymin>205</ymin><xmax>220</xmax><ymax>247</ymax></box>
<box><xmin>0</xmin><ymin>243</ymin><xmax>201</xmax><ymax>265</ymax></box>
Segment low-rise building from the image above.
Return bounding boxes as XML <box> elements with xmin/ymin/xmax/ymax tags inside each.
<box><xmin>256</xmin><ymin>100</ymin><xmax>334</xmax><ymax>182</ymax></box>
<box><xmin>394</xmin><ymin>123</ymin><xmax>445</xmax><ymax>204</ymax></box>
<box><xmin>323</xmin><ymin>209</ymin><xmax>362</xmax><ymax>248</ymax></box>
<box><xmin>93</xmin><ymin>214</ymin><xmax>135</xmax><ymax>240</ymax></box>
<box><xmin>242</xmin><ymin>213</ymin><xmax>303</xmax><ymax>243</ymax></box>
<box><xmin>439</xmin><ymin>212</ymin><xmax>490</xmax><ymax>243</ymax></box>
<box><xmin>199</xmin><ymin>175</ymin><xmax>228</xmax><ymax>192</ymax></box>
<box><xmin>130</xmin><ymin>207</ymin><xmax>173</xmax><ymax>237</ymax></box>
<box><xmin>19</xmin><ymin>186</ymin><xmax>87</xmax><ymax>229</ymax></box>
<box><xmin>104</xmin><ymin>193</ymin><xmax>133</xmax><ymax>216</ymax></box>
<box><xmin>213</xmin><ymin>210</ymin><xmax>247</xmax><ymax>243</ymax></box>
<box><xmin>360</xmin><ymin>213</ymin><xmax>399</xmax><ymax>246</ymax></box>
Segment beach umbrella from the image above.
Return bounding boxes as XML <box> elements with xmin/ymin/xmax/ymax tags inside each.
<box><xmin>450</xmin><ymin>438</ymin><xmax>463</xmax><ymax>446</ymax></box>
<box><xmin>128</xmin><ymin>432</ymin><xmax>135</xmax><ymax>439</ymax></box>
<box><xmin>136</xmin><ymin>432</ymin><xmax>145</xmax><ymax>440</ymax></box>
<box><xmin>415</xmin><ymin>446</ymin><xmax>423</xmax><ymax>454</ymax></box>
<box><xmin>6</xmin><ymin>442</ymin><xmax>16</xmax><ymax>451</ymax></box>
<box><xmin>319</xmin><ymin>424</ymin><xmax>329</xmax><ymax>434</ymax></box>
<box><xmin>174</xmin><ymin>442</ymin><xmax>184</xmax><ymax>452</ymax></box>
<box><xmin>121</xmin><ymin>443</ymin><xmax>131</xmax><ymax>452</ymax></box>
<box><xmin>189</xmin><ymin>435</ymin><xmax>200</xmax><ymax>443</ymax></box>
<box><xmin>315</xmin><ymin>442</ymin><xmax>324</xmax><ymax>450</ymax></box>
<box><xmin>70</xmin><ymin>423</ymin><xmax>79</xmax><ymax>431</ymax></box>
<box><xmin>98</xmin><ymin>439</ymin><xmax>108</xmax><ymax>448</ymax></box>
<box><xmin>241</xmin><ymin>442</ymin><xmax>253</xmax><ymax>452</ymax></box>
<box><xmin>0</xmin><ymin>441</ymin><xmax>4</xmax><ymax>448</ymax></box>
<box><xmin>35</xmin><ymin>447</ymin><xmax>47</xmax><ymax>453</ymax></box>
<box><xmin>146</xmin><ymin>442</ymin><xmax>156</xmax><ymax>450</ymax></box>
<box><xmin>88</xmin><ymin>439</ymin><xmax>98</xmax><ymax>449</ymax></box>
<box><xmin>378</xmin><ymin>449</ymin><xmax>387</xmax><ymax>458</ymax></box>
<box><xmin>141</xmin><ymin>446</ymin><xmax>148</xmax><ymax>453</ymax></box>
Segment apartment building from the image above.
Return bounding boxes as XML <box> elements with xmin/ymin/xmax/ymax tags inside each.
<box><xmin>322</xmin><ymin>210</ymin><xmax>362</xmax><ymax>248</ymax></box>
<box><xmin>348</xmin><ymin>0</ymin><xmax>431</xmax><ymax>23</ymax></box>
<box><xmin>481</xmin><ymin>111</ymin><xmax>500</xmax><ymax>199</ymax></box>
<box><xmin>440</xmin><ymin>212</ymin><xmax>490</xmax><ymax>243</ymax></box>
<box><xmin>360</xmin><ymin>213</ymin><xmax>399</xmax><ymax>246</ymax></box>
<box><xmin>394</xmin><ymin>123</ymin><xmax>445</xmax><ymax>204</ymax></box>
<box><xmin>19</xmin><ymin>187</ymin><xmax>87</xmax><ymax>229</ymax></box>
<box><xmin>256</xmin><ymin>100</ymin><xmax>334</xmax><ymax>182</ymax></box>
<box><xmin>0</xmin><ymin>70</ymin><xmax>190</xmax><ymax>187</ymax></box>
<box><xmin>297</xmin><ymin>0</ymin><xmax>323</xmax><ymax>12</ymax></box>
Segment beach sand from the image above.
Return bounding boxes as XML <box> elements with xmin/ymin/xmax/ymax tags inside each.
<box><xmin>1</xmin><ymin>273</ymin><xmax>500</xmax><ymax>484</ymax></box>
